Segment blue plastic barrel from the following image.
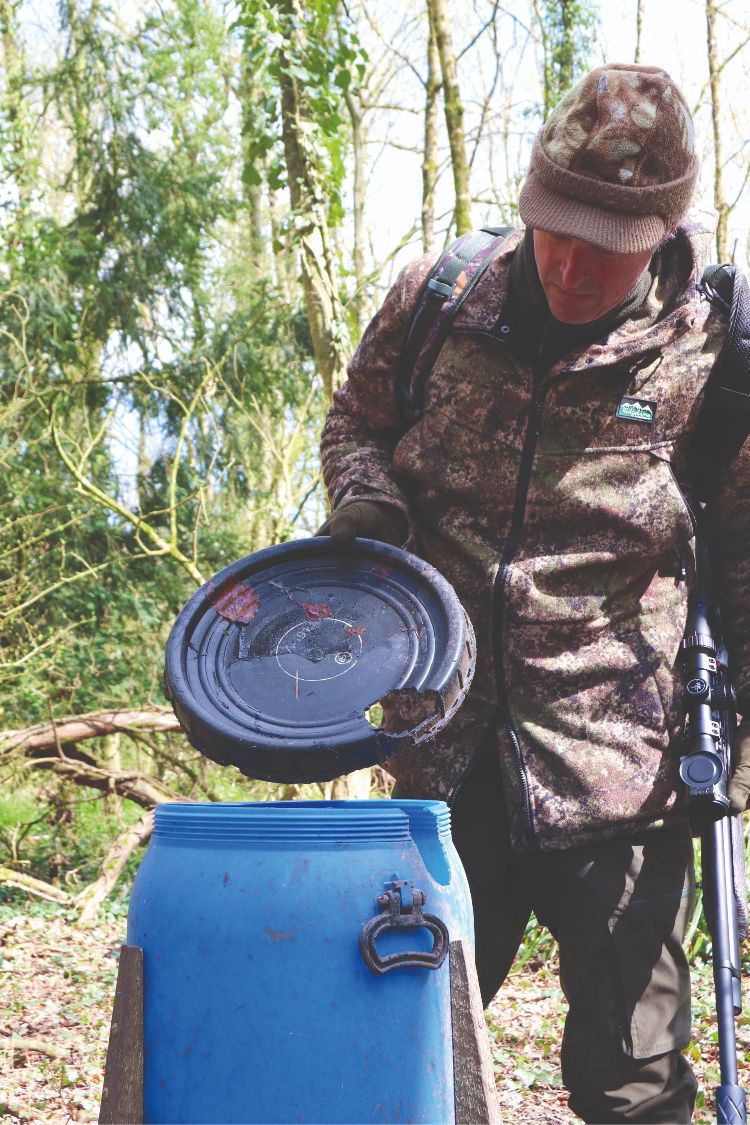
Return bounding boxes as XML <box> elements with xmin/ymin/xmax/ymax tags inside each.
<box><xmin>127</xmin><ymin>800</ymin><xmax>474</xmax><ymax>1124</ymax></box>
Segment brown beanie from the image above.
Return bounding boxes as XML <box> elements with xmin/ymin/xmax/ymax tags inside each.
<box><xmin>518</xmin><ymin>64</ymin><xmax>699</xmax><ymax>253</ymax></box>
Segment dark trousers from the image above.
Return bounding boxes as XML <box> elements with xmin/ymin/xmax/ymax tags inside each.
<box><xmin>398</xmin><ymin>742</ymin><xmax>699</xmax><ymax>1123</ymax></box>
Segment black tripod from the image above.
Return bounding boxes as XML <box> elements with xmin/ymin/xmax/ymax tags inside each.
<box><xmin>679</xmin><ymin>536</ymin><xmax>747</xmax><ymax>1124</ymax></box>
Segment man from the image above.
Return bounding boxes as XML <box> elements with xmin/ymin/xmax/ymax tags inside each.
<box><xmin>320</xmin><ymin>63</ymin><xmax>750</xmax><ymax>1122</ymax></box>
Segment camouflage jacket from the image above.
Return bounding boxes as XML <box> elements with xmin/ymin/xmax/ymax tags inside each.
<box><xmin>321</xmin><ymin>214</ymin><xmax>749</xmax><ymax>852</ymax></box>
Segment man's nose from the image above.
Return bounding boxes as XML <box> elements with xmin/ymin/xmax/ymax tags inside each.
<box><xmin>558</xmin><ymin>244</ymin><xmax>591</xmax><ymax>288</ymax></box>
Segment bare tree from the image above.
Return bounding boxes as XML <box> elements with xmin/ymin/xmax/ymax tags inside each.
<box><xmin>706</xmin><ymin>0</ymin><xmax>730</xmax><ymax>260</ymax></box>
<box><xmin>426</xmin><ymin>0</ymin><xmax>473</xmax><ymax>235</ymax></box>
<box><xmin>422</xmin><ymin>7</ymin><xmax>441</xmax><ymax>253</ymax></box>
<box><xmin>0</xmin><ymin>0</ymin><xmax>37</xmax><ymax>276</ymax></box>
<box><xmin>533</xmin><ymin>0</ymin><xmax>597</xmax><ymax>119</ymax></box>
<box><xmin>277</xmin><ymin>0</ymin><xmax>350</xmax><ymax>398</ymax></box>
<box><xmin>345</xmin><ymin>83</ymin><xmax>368</xmax><ymax>334</ymax></box>
<box><xmin>239</xmin><ymin>47</ymin><xmax>271</xmax><ymax>276</ymax></box>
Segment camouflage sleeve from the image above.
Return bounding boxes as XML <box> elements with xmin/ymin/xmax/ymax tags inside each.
<box><xmin>711</xmin><ymin>434</ymin><xmax>750</xmax><ymax>711</ymax></box>
<box><xmin>320</xmin><ymin>253</ymin><xmax>435</xmax><ymax>524</ymax></box>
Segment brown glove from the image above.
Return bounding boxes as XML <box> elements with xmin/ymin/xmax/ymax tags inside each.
<box><xmin>317</xmin><ymin>500</ymin><xmax>407</xmax><ymax>547</ymax></box>
<box><xmin>728</xmin><ymin>718</ymin><xmax>750</xmax><ymax>814</ymax></box>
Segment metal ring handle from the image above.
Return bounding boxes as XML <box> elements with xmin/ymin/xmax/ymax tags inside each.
<box><xmin>359</xmin><ymin>884</ymin><xmax>449</xmax><ymax>975</ymax></box>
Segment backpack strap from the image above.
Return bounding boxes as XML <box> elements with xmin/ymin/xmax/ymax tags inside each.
<box><xmin>691</xmin><ymin>264</ymin><xmax>750</xmax><ymax>504</ymax></box>
<box><xmin>398</xmin><ymin>226</ymin><xmax>515</xmax><ymax>424</ymax></box>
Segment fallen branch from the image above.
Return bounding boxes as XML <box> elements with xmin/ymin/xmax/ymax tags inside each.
<box><xmin>0</xmin><ymin>866</ymin><xmax>71</xmax><ymax>905</ymax></box>
<box><xmin>18</xmin><ymin>757</ymin><xmax>181</xmax><ymax>809</ymax></box>
<box><xmin>0</xmin><ymin>707</ymin><xmax>182</xmax><ymax>756</ymax></box>
<box><xmin>126</xmin><ymin>730</ymin><xmax>218</xmax><ymax>799</ymax></box>
<box><xmin>2</xmin><ymin>1036</ymin><xmax>68</xmax><ymax>1060</ymax></box>
<box><xmin>76</xmin><ymin>812</ymin><xmax>154</xmax><ymax>925</ymax></box>
<box><xmin>1</xmin><ymin>814</ymin><xmax>154</xmax><ymax>923</ymax></box>
<box><xmin>1</xmin><ymin>707</ymin><xmax>193</xmax><ymax>807</ymax></box>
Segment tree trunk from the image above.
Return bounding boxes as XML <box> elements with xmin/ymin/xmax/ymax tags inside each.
<box><xmin>345</xmin><ymin>87</ymin><xmax>367</xmax><ymax>334</ymax></box>
<box><xmin>532</xmin><ymin>0</ymin><xmax>553</xmax><ymax>119</ymax></box>
<box><xmin>248</xmin><ymin>404</ymin><xmax>276</xmax><ymax>549</ymax></box>
<box><xmin>422</xmin><ymin>7</ymin><xmax>441</xmax><ymax>254</ymax></box>
<box><xmin>634</xmin><ymin>0</ymin><xmax>644</xmax><ymax>63</ymax></box>
<box><xmin>102</xmin><ymin>732</ymin><xmax>123</xmax><ymax>817</ymax></box>
<box><xmin>426</xmin><ymin>0</ymin><xmax>472</xmax><ymax>236</ymax></box>
<box><xmin>325</xmin><ymin>769</ymin><xmax>372</xmax><ymax>801</ymax></box>
<box><xmin>0</xmin><ymin>0</ymin><xmax>37</xmax><ymax>277</ymax></box>
<box><xmin>706</xmin><ymin>0</ymin><xmax>730</xmax><ymax>261</ymax></box>
<box><xmin>276</xmin><ymin>3</ymin><xmax>369</xmax><ymax>796</ymax></box>
<box><xmin>239</xmin><ymin>44</ymin><xmax>269</xmax><ymax>275</ymax></box>
<box><xmin>61</xmin><ymin>0</ymin><xmax>101</xmax><ymax>206</ymax></box>
<box><xmin>269</xmin><ymin>188</ymin><xmax>295</xmax><ymax>303</ymax></box>
<box><xmin>276</xmin><ymin>0</ymin><xmax>349</xmax><ymax>399</ymax></box>
<box><xmin>534</xmin><ymin>0</ymin><xmax>596</xmax><ymax>120</ymax></box>
<box><xmin>136</xmin><ymin>410</ymin><xmax>150</xmax><ymax>514</ymax></box>
<box><xmin>246</xmin><ymin>180</ymin><xmax>266</xmax><ymax>268</ymax></box>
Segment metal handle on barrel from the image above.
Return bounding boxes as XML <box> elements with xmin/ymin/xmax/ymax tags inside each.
<box><xmin>360</xmin><ymin>881</ymin><xmax>448</xmax><ymax>974</ymax></box>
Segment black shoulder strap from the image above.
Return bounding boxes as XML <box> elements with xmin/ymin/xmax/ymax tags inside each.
<box><xmin>398</xmin><ymin>226</ymin><xmax>515</xmax><ymax>424</ymax></box>
<box><xmin>691</xmin><ymin>264</ymin><xmax>750</xmax><ymax>503</ymax></box>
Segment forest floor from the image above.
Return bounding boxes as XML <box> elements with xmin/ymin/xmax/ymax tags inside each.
<box><xmin>1</xmin><ymin>902</ymin><xmax>748</xmax><ymax>1124</ymax></box>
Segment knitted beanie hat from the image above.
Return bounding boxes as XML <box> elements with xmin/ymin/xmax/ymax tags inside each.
<box><xmin>518</xmin><ymin>64</ymin><xmax>699</xmax><ymax>253</ymax></box>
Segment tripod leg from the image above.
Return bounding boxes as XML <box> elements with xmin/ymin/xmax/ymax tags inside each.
<box><xmin>704</xmin><ymin>817</ymin><xmax>746</xmax><ymax>1124</ymax></box>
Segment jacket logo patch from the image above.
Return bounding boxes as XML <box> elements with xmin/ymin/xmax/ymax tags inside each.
<box><xmin>616</xmin><ymin>397</ymin><xmax>657</xmax><ymax>424</ymax></box>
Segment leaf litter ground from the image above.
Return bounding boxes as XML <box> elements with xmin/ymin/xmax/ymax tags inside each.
<box><xmin>1</xmin><ymin>903</ymin><xmax>749</xmax><ymax>1123</ymax></box>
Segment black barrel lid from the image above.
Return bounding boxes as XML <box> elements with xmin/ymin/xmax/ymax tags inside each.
<box><xmin>164</xmin><ymin>537</ymin><xmax>476</xmax><ymax>783</ymax></box>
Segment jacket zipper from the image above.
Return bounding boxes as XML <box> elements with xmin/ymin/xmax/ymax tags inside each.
<box><xmin>447</xmin><ymin>328</ymin><xmax>554</xmax><ymax>826</ymax></box>
<box><xmin>446</xmin><ymin>388</ymin><xmax>545</xmax><ymax>816</ymax></box>
<box><xmin>661</xmin><ymin>458</ymin><xmax>697</xmax><ymax>588</ymax></box>
<box><xmin>489</xmin><ymin>383</ymin><xmax>547</xmax><ymax>839</ymax></box>
<box><xmin>453</xmin><ymin>326</ymin><xmax>511</xmax><ymax>344</ymax></box>
<box><xmin>663</xmin><ymin>457</ymin><xmax>698</xmax><ymax>537</ymax></box>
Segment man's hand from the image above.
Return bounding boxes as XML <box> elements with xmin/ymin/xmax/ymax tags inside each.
<box><xmin>728</xmin><ymin>719</ymin><xmax>750</xmax><ymax>813</ymax></box>
<box><xmin>317</xmin><ymin>500</ymin><xmax>407</xmax><ymax>547</ymax></box>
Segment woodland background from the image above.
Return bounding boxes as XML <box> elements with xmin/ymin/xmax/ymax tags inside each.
<box><xmin>1</xmin><ymin>0</ymin><xmax>749</xmax><ymax>1120</ymax></box>
<box><xmin>0</xmin><ymin>3</ymin><xmax>749</xmax><ymax>1114</ymax></box>
<box><xmin>3</xmin><ymin>0</ymin><xmax>748</xmax><ymax>916</ymax></box>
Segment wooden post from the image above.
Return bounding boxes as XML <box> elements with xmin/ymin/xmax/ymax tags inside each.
<box><xmin>450</xmin><ymin>938</ymin><xmax>502</xmax><ymax>1124</ymax></box>
<box><xmin>99</xmin><ymin>945</ymin><xmax>144</xmax><ymax>1125</ymax></box>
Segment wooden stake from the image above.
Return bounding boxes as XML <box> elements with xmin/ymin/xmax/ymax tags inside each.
<box><xmin>99</xmin><ymin>945</ymin><xmax>144</xmax><ymax>1125</ymax></box>
<box><xmin>450</xmin><ymin>938</ymin><xmax>502</xmax><ymax>1124</ymax></box>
